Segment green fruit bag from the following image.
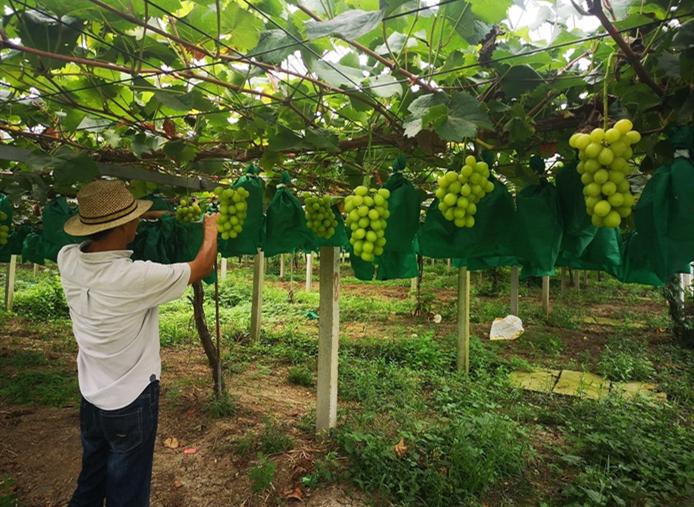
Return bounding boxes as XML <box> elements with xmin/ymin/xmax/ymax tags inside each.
<box><xmin>219</xmin><ymin>164</ymin><xmax>266</xmax><ymax>257</ymax></box>
<box><xmin>263</xmin><ymin>172</ymin><xmax>316</xmax><ymax>257</ymax></box>
<box><xmin>42</xmin><ymin>197</ymin><xmax>81</xmax><ymax>262</ymax></box>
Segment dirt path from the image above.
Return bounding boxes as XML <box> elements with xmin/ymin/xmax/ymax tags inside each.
<box><xmin>0</xmin><ymin>338</ymin><xmax>365</xmax><ymax>507</ymax></box>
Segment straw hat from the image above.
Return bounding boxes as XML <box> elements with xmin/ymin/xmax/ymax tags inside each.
<box><xmin>64</xmin><ymin>180</ymin><xmax>152</xmax><ymax>236</ymax></box>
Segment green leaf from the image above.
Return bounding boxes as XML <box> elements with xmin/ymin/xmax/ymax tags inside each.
<box><xmin>500</xmin><ymin>65</ymin><xmax>545</xmax><ymax>98</ymax></box>
<box><xmin>672</xmin><ymin>20</ymin><xmax>694</xmax><ymax>51</ymax></box>
<box><xmin>310</xmin><ymin>60</ymin><xmax>364</xmax><ymax>88</ymax></box>
<box><xmin>251</xmin><ymin>30</ymin><xmax>296</xmax><ymax>64</ymax></box>
<box><xmin>267</xmin><ymin>126</ymin><xmax>308</xmax><ymax>151</ymax></box>
<box><xmin>131</xmin><ymin>133</ymin><xmax>165</xmax><ymax>158</ymax></box>
<box><xmin>373</xmin><ymin>32</ymin><xmax>417</xmax><ymax>55</ymax></box>
<box><xmin>163</xmin><ymin>141</ymin><xmax>197</xmax><ymax>164</ymax></box>
<box><xmin>53</xmin><ymin>153</ymin><xmax>99</xmax><ymax>187</ymax></box>
<box><xmin>305</xmin><ymin>9</ymin><xmax>384</xmax><ymax>40</ymax></box>
<box><xmin>368</xmin><ymin>74</ymin><xmax>403</xmax><ymax>98</ymax></box>
<box><xmin>436</xmin><ymin>92</ymin><xmax>492</xmax><ymax>141</ymax></box>
<box><xmin>304</xmin><ymin>129</ymin><xmax>339</xmax><ymax>152</ymax></box>
<box><xmin>443</xmin><ymin>2</ymin><xmax>491</xmax><ymax>45</ymax></box>
<box><xmin>17</xmin><ymin>10</ymin><xmax>83</xmax><ymax>70</ymax></box>
<box><xmin>469</xmin><ymin>0</ymin><xmax>512</xmax><ymax>24</ymax></box>
<box><xmin>405</xmin><ymin>92</ymin><xmax>490</xmax><ymax>141</ymax></box>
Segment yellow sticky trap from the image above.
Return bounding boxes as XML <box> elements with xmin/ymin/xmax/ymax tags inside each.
<box><xmin>509</xmin><ymin>369</ymin><xmax>560</xmax><ymax>393</ymax></box>
<box><xmin>611</xmin><ymin>381</ymin><xmax>667</xmax><ymax>402</ymax></box>
<box><xmin>552</xmin><ymin>370</ymin><xmax>611</xmax><ymax>400</ymax></box>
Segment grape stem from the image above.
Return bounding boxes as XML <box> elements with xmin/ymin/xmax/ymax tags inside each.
<box><xmin>603</xmin><ymin>52</ymin><xmax>615</xmax><ymax>130</ymax></box>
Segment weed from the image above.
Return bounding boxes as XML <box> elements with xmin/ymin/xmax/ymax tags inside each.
<box><xmin>249</xmin><ymin>454</ymin><xmax>276</xmax><ymax>493</ymax></box>
<box><xmin>205</xmin><ymin>392</ymin><xmax>238</xmax><ymax>418</ymax></box>
<box><xmin>597</xmin><ymin>345</ymin><xmax>655</xmax><ymax>381</ymax></box>
<box><xmin>258</xmin><ymin>418</ymin><xmax>294</xmax><ymax>454</ymax></box>
<box><xmin>287</xmin><ymin>365</ymin><xmax>313</xmax><ymax>387</ymax></box>
<box><xmin>558</xmin><ymin>398</ymin><xmax>694</xmax><ymax>506</ymax></box>
<box><xmin>13</xmin><ymin>276</ymin><xmax>68</xmax><ymax>321</ymax></box>
<box><xmin>0</xmin><ymin>370</ymin><xmax>78</xmax><ymax>407</ymax></box>
<box><xmin>0</xmin><ymin>476</ymin><xmax>18</xmax><ymax>507</ymax></box>
<box><xmin>301</xmin><ymin>451</ymin><xmax>342</xmax><ymax>488</ymax></box>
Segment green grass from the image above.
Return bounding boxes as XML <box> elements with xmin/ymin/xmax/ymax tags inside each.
<box><xmin>287</xmin><ymin>364</ymin><xmax>313</xmax><ymax>386</ymax></box>
<box><xmin>6</xmin><ymin>263</ymin><xmax>693</xmax><ymax>507</ymax></box>
<box><xmin>0</xmin><ymin>370</ymin><xmax>78</xmax><ymax>407</ymax></box>
<box><xmin>0</xmin><ymin>476</ymin><xmax>18</xmax><ymax>507</ymax></box>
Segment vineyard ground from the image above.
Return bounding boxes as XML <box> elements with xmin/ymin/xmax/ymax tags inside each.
<box><xmin>0</xmin><ymin>260</ymin><xmax>692</xmax><ymax>506</ymax></box>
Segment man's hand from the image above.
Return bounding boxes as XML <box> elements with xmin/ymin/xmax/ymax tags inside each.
<box><xmin>188</xmin><ymin>213</ymin><xmax>220</xmax><ymax>284</ymax></box>
<box><xmin>204</xmin><ymin>213</ymin><xmax>219</xmax><ymax>236</ymax></box>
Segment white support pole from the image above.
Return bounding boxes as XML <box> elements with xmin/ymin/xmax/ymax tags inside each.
<box><xmin>4</xmin><ymin>255</ymin><xmax>17</xmax><ymax>312</ymax></box>
<box><xmin>410</xmin><ymin>277</ymin><xmax>417</xmax><ymax>292</ymax></box>
<box><xmin>316</xmin><ymin>246</ymin><xmax>340</xmax><ymax>432</ymax></box>
<box><xmin>560</xmin><ymin>267</ymin><xmax>567</xmax><ymax>295</ymax></box>
<box><xmin>542</xmin><ymin>275</ymin><xmax>550</xmax><ymax>318</ymax></box>
<box><xmin>446</xmin><ymin>258</ymin><xmax>451</xmax><ymax>273</ymax></box>
<box><xmin>33</xmin><ymin>263</ymin><xmax>38</xmax><ymax>277</ymax></box>
<box><xmin>250</xmin><ymin>250</ymin><xmax>264</xmax><ymax>341</ymax></box>
<box><xmin>220</xmin><ymin>257</ymin><xmax>228</xmax><ymax>281</ymax></box>
<box><xmin>279</xmin><ymin>254</ymin><xmax>285</xmax><ymax>280</ymax></box>
<box><xmin>510</xmin><ymin>266</ymin><xmax>519</xmax><ymax>316</ymax></box>
<box><xmin>457</xmin><ymin>267</ymin><xmax>471</xmax><ymax>374</ymax></box>
<box><xmin>305</xmin><ymin>253</ymin><xmax>313</xmax><ymax>292</ymax></box>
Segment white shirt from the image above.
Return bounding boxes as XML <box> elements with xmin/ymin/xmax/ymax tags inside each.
<box><xmin>57</xmin><ymin>243</ymin><xmax>191</xmax><ymax>410</ymax></box>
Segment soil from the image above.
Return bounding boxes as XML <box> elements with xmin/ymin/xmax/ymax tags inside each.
<box><xmin>0</xmin><ymin>333</ymin><xmax>366</xmax><ymax>507</ymax></box>
<box><xmin>0</xmin><ymin>270</ymin><xmax>670</xmax><ymax>506</ymax></box>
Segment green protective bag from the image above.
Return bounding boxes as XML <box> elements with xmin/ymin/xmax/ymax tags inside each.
<box><xmin>42</xmin><ymin>197</ymin><xmax>81</xmax><ymax>262</ymax></box>
<box><xmin>144</xmin><ymin>194</ymin><xmax>174</xmax><ymax>211</ymax></box>
<box><xmin>420</xmin><ymin>178</ymin><xmax>517</xmax><ymax>267</ymax></box>
<box><xmin>633</xmin><ymin>153</ymin><xmax>694</xmax><ymax>282</ymax></box>
<box><xmin>0</xmin><ymin>194</ymin><xmax>12</xmax><ymax>261</ymax></box>
<box><xmin>218</xmin><ymin>165</ymin><xmax>266</xmax><ymax>257</ymax></box>
<box><xmin>615</xmin><ymin>232</ymin><xmax>665</xmax><ymax>286</ymax></box>
<box><xmin>513</xmin><ymin>181</ymin><xmax>563</xmax><ymax>278</ymax></box>
<box><xmin>311</xmin><ymin>206</ymin><xmax>350</xmax><ymax>249</ymax></box>
<box><xmin>130</xmin><ymin>215</ymin><xmax>177</xmax><ymax>264</ymax></box>
<box><xmin>376</xmin><ymin>172</ymin><xmax>423</xmax><ymax>280</ymax></box>
<box><xmin>349</xmin><ymin>245</ymin><xmax>375</xmax><ymax>280</ymax></box>
<box><xmin>22</xmin><ymin>232</ymin><xmax>46</xmax><ymax>265</ymax></box>
<box><xmin>263</xmin><ymin>173</ymin><xmax>317</xmax><ymax>257</ymax></box>
<box><xmin>555</xmin><ymin>160</ymin><xmax>597</xmax><ymax>262</ymax></box>
<box><xmin>561</xmin><ymin>227</ymin><xmax>623</xmax><ymax>275</ymax></box>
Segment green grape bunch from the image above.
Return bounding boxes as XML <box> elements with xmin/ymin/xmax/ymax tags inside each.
<box><xmin>344</xmin><ymin>185</ymin><xmax>391</xmax><ymax>263</ymax></box>
<box><xmin>571</xmin><ymin>118</ymin><xmax>641</xmax><ymax>228</ymax></box>
<box><xmin>435</xmin><ymin>154</ymin><xmax>494</xmax><ymax>228</ymax></box>
<box><xmin>214</xmin><ymin>186</ymin><xmax>250</xmax><ymax>240</ymax></box>
<box><xmin>302</xmin><ymin>193</ymin><xmax>338</xmax><ymax>239</ymax></box>
<box><xmin>175</xmin><ymin>197</ymin><xmax>202</xmax><ymax>223</ymax></box>
<box><xmin>0</xmin><ymin>211</ymin><xmax>9</xmax><ymax>246</ymax></box>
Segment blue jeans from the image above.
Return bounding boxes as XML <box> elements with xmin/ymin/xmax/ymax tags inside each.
<box><xmin>69</xmin><ymin>381</ymin><xmax>159</xmax><ymax>507</ymax></box>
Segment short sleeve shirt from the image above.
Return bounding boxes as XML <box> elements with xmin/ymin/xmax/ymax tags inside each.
<box><xmin>57</xmin><ymin>243</ymin><xmax>191</xmax><ymax>410</ymax></box>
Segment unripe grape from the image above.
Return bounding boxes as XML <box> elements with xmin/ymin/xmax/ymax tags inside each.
<box><xmin>590</xmin><ymin>128</ymin><xmax>605</xmax><ymax>143</ymax></box>
<box><xmin>604</xmin><ymin>128</ymin><xmax>621</xmax><ymax>144</ymax></box>
<box><xmin>604</xmin><ymin>210</ymin><xmax>621</xmax><ymax>228</ymax></box>
<box><xmin>598</xmin><ymin>147</ymin><xmax>614</xmax><ymax>165</ymax></box>
<box><xmin>465</xmin><ymin>155</ymin><xmax>476</xmax><ymax>166</ymax></box>
<box><xmin>355</xmin><ymin>186</ymin><xmax>368</xmax><ymax>196</ymax></box>
<box><xmin>594</xmin><ymin>200</ymin><xmax>611</xmax><ymax>217</ymax></box>
<box><xmin>593</xmin><ymin>169</ymin><xmax>609</xmax><ymax>184</ymax></box>
<box><xmin>610</xmin><ymin>141</ymin><xmax>627</xmax><ymax>157</ymax></box>
<box><xmin>617</xmin><ymin>206</ymin><xmax>632</xmax><ymax>218</ymax></box>
<box><xmin>584</xmin><ymin>160</ymin><xmax>600</xmax><ymax>173</ymax></box>
<box><xmin>584</xmin><ymin>143</ymin><xmax>602</xmax><ymax>159</ymax></box>
<box><xmin>608</xmin><ymin>192</ymin><xmax>624</xmax><ymax>207</ymax></box>
<box><xmin>625</xmin><ymin>130</ymin><xmax>641</xmax><ymax>145</ymax></box>
<box><xmin>581</xmin><ymin>173</ymin><xmax>593</xmax><ymax>185</ymax></box>
<box><xmin>592</xmin><ymin>214</ymin><xmax>604</xmax><ymax>227</ymax></box>
<box><xmin>614</xmin><ymin>119</ymin><xmax>633</xmax><ymax>134</ymax></box>
<box><xmin>601</xmin><ymin>182</ymin><xmax>617</xmax><ymax>196</ymax></box>
<box><xmin>465</xmin><ymin>216</ymin><xmax>475</xmax><ymax>228</ymax></box>
<box><xmin>575</xmin><ymin>134</ymin><xmax>591</xmax><ymax>150</ymax></box>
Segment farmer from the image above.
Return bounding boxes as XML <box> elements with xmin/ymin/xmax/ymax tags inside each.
<box><xmin>57</xmin><ymin>180</ymin><xmax>218</xmax><ymax>506</ymax></box>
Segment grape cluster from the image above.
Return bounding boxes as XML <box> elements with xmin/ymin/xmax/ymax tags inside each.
<box><xmin>175</xmin><ymin>197</ymin><xmax>202</xmax><ymax>223</ymax></box>
<box><xmin>0</xmin><ymin>211</ymin><xmax>9</xmax><ymax>246</ymax></box>
<box><xmin>345</xmin><ymin>186</ymin><xmax>391</xmax><ymax>262</ymax></box>
<box><xmin>214</xmin><ymin>186</ymin><xmax>249</xmax><ymax>240</ymax></box>
<box><xmin>302</xmin><ymin>194</ymin><xmax>338</xmax><ymax>239</ymax></box>
<box><xmin>435</xmin><ymin>155</ymin><xmax>494</xmax><ymax>228</ymax></box>
<box><xmin>570</xmin><ymin>119</ymin><xmax>640</xmax><ymax>228</ymax></box>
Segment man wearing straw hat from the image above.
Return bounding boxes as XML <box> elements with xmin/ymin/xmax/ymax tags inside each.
<box><xmin>58</xmin><ymin>180</ymin><xmax>218</xmax><ymax>506</ymax></box>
